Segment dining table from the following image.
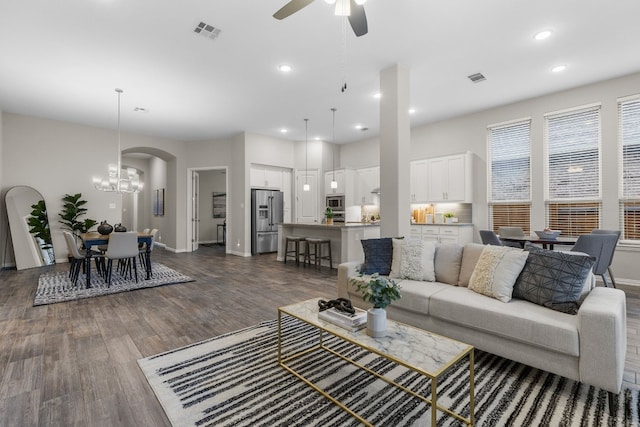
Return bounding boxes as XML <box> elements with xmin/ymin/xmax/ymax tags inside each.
<box><xmin>80</xmin><ymin>231</ymin><xmax>153</xmax><ymax>287</ymax></box>
<box><xmin>499</xmin><ymin>235</ymin><xmax>578</xmax><ymax>250</ymax></box>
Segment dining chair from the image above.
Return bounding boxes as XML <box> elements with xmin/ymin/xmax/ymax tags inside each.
<box><xmin>105</xmin><ymin>231</ymin><xmax>139</xmax><ymax>286</ymax></box>
<box><xmin>479</xmin><ymin>230</ymin><xmax>503</xmax><ymax>246</ymax></box>
<box><xmin>63</xmin><ymin>231</ymin><xmax>105</xmax><ymax>285</ymax></box>
<box><xmin>571</xmin><ymin>234</ymin><xmax>619</xmax><ymax>288</ymax></box>
<box><xmin>591</xmin><ymin>229</ymin><xmax>621</xmax><ymax>287</ymax></box>
<box><xmin>139</xmin><ymin>228</ymin><xmax>151</xmax><ymax>249</ymax></box>
<box><xmin>139</xmin><ymin>228</ymin><xmax>158</xmax><ymax>273</ymax></box>
<box><xmin>498</xmin><ymin>226</ymin><xmax>526</xmax><ymax>238</ymax></box>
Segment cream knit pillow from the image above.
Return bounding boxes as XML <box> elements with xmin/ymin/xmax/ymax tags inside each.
<box><xmin>468</xmin><ymin>246</ymin><xmax>529</xmax><ymax>302</ymax></box>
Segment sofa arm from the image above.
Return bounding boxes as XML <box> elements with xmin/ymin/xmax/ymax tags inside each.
<box><xmin>337</xmin><ymin>261</ymin><xmax>363</xmax><ymax>299</ymax></box>
<box><xmin>578</xmin><ymin>287</ymin><xmax>627</xmax><ymax>393</ymax></box>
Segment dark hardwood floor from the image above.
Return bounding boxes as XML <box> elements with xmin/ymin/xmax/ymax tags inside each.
<box><xmin>0</xmin><ymin>245</ymin><xmax>638</xmax><ymax>426</ymax></box>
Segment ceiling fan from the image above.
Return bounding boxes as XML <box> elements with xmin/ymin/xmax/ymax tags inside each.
<box><xmin>273</xmin><ymin>0</ymin><xmax>368</xmax><ymax>37</ymax></box>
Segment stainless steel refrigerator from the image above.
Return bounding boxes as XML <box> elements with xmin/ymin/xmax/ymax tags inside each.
<box><xmin>251</xmin><ymin>189</ymin><xmax>284</xmax><ymax>254</ymax></box>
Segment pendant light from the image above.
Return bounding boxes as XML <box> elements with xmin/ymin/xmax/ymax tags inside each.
<box><xmin>303</xmin><ymin>118</ymin><xmax>310</xmax><ymax>192</ymax></box>
<box><xmin>330</xmin><ymin>108</ymin><xmax>338</xmax><ymax>189</ymax></box>
<box><xmin>92</xmin><ymin>88</ymin><xmax>143</xmax><ymax>193</ymax></box>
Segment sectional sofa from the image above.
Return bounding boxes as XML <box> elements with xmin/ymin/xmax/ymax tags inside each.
<box><xmin>337</xmin><ymin>241</ymin><xmax>627</xmax><ymax>410</ymax></box>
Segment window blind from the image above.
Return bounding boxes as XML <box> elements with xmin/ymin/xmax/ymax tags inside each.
<box><xmin>487</xmin><ymin>120</ymin><xmax>531</xmax><ymax>231</ymax></box>
<box><xmin>619</xmin><ymin>96</ymin><xmax>640</xmax><ymax>241</ymax></box>
<box><xmin>544</xmin><ymin>106</ymin><xmax>601</xmax><ymax>236</ymax></box>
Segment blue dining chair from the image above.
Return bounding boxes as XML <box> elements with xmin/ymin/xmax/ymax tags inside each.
<box><xmin>479</xmin><ymin>230</ymin><xmax>503</xmax><ymax>246</ymax></box>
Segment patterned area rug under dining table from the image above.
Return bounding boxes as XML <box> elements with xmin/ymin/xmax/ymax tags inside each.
<box><xmin>138</xmin><ymin>316</ymin><xmax>640</xmax><ymax>426</ymax></box>
<box><xmin>34</xmin><ymin>262</ymin><xmax>194</xmax><ymax>306</ymax></box>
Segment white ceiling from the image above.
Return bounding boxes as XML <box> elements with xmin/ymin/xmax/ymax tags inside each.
<box><xmin>1</xmin><ymin>0</ymin><xmax>640</xmax><ymax>144</ymax></box>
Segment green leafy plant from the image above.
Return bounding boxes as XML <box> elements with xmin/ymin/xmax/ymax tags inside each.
<box><xmin>443</xmin><ymin>212</ymin><xmax>455</xmax><ymax>218</ymax></box>
<box><xmin>325</xmin><ymin>207</ymin><xmax>334</xmax><ymax>218</ymax></box>
<box><xmin>354</xmin><ymin>272</ymin><xmax>401</xmax><ymax>309</ymax></box>
<box><xmin>27</xmin><ymin>200</ymin><xmax>52</xmax><ymax>250</ymax></box>
<box><xmin>58</xmin><ymin>193</ymin><xmax>97</xmax><ymax>236</ymax></box>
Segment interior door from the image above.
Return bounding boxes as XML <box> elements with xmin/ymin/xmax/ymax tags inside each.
<box><xmin>192</xmin><ymin>171</ymin><xmax>200</xmax><ymax>251</ymax></box>
<box><xmin>296</xmin><ymin>170</ymin><xmax>318</xmax><ymax>223</ymax></box>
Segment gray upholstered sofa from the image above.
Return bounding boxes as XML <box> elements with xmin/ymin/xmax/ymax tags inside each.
<box><xmin>337</xmin><ymin>242</ymin><xmax>627</xmax><ymax>405</ymax></box>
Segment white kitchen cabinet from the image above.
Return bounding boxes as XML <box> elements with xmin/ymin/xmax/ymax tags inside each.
<box><xmin>409</xmin><ymin>224</ymin><xmax>473</xmax><ymax>244</ymax></box>
<box><xmin>356</xmin><ymin>166</ymin><xmax>380</xmax><ymax>205</ymax></box>
<box><xmin>250</xmin><ymin>165</ymin><xmax>283</xmax><ymax>189</ymax></box>
<box><xmin>409</xmin><ymin>159</ymin><xmax>429</xmax><ymax>202</ymax></box>
<box><xmin>324</xmin><ymin>169</ymin><xmax>359</xmax><ymax>199</ymax></box>
<box><xmin>427</xmin><ymin>153</ymin><xmax>473</xmax><ymax>202</ymax></box>
<box><xmin>282</xmin><ymin>169</ymin><xmax>292</xmax><ymax>223</ymax></box>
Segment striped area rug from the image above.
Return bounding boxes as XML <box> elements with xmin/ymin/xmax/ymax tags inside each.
<box><xmin>34</xmin><ymin>262</ymin><xmax>194</xmax><ymax>306</ymax></box>
<box><xmin>138</xmin><ymin>317</ymin><xmax>639</xmax><ymax>426</ymax></box>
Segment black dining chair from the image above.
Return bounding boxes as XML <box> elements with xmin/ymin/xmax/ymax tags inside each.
<box><xmin>571</xmin><ymin>233</ymin><xmax>619</xmax><ymax>288</ymax></box>
<box><xmin>591</xmin><ymin>229</ymin><xmax>621</xmax><ymax>287</ymax></box>
<box><xmin>479</xmin><ymin>230</ymin><xmax>503</xmax><ymax>246</ymax></box>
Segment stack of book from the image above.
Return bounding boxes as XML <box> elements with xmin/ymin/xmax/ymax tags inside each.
<box><xmin>318</xmin><ymin>306</ymin><xmax>367</xmax><ymax>332</ymax></box>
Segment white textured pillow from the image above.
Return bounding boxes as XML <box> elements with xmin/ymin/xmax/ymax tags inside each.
<box><xmin>390</xmin><ymin>238</ymin><xmax>436</xmax><ymax>281</ymax></box>
<box><xmin>389</xmin><ymin>238</ymin><xmax>404</xmax><ymax>279</ymax></box>
<box><xmin>468</xmin><ymin>246</ymin><xmax>529</xmax><ymax>302</ymax></box>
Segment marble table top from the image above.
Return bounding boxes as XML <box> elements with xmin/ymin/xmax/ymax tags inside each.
<box><xmin>279</xmin><ymin>298</ymin><xmax>473</xmax><ymax>377</ymax></box>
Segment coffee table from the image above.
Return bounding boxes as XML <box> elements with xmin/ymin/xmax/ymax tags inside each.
<box><xmin>277</xmin><ymin>298</ymin><xmax>475</xmax><ymax>426</ymax></box>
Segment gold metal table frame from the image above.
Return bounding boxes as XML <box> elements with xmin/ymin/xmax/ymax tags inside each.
<box><xmin>277</xmin><ymin>299</ymin><xmax>475</xmax><ymax>426</ymax></box>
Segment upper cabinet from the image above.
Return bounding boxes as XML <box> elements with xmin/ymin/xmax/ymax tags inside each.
<box><xmin>426</xmin><ymin>153</ymin><xmax>473</xmax><ymax>203</ymax></box>
<box><xmin>250</xmin><ymin>165</ymin><xmax>284</xmax><ymax>189</ymax></box>
<box><xmin>356</xmin><ymin>166</ymin><xmax>380</xmax><ymax>205</ymax></box>
<box><xmin>324</xmin><ymin>169</ymin><xmax>353</xmax><ymax>196</ymax></box>
<box><xmin>409</xmin><ymin>159</ymin><xmax>429</xmax><ymax>202</ymax></box>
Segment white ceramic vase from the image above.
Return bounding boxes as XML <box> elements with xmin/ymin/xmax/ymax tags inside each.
<box><xmin>367</xmin><ymin>307</ymin><xmax>387</xmax><ymax>338</ymax></box>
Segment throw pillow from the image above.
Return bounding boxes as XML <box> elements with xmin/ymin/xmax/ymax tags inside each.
<box><xmin>434</xmin><ymin>243</ymin><xmax>463</xmax><ymax>285</ymax></box>
<box><xmin>468</xmin><ymin>246</ymin><xmax>529</xmax><ymax>303</ymax></box>
<box><xmin>458</xmin><ymin>243</ymin><xmax>486</xmax><ymax>287</ymax></box>
<box><xmin>360</xmin><ymin>238</ymin><xmax>393</xmax><ymax>275</ymax></box>
<box><xmin>389</xmin><ymin>238</ymin><xmax>436</xmax><ymax>281</ymax></box>
<box><xmin>512</xmin><ymin>246</ymin><xmax>595</xmax><ymax>315</ymax></box>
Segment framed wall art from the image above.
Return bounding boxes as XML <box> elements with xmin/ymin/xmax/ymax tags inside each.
<box><xmin>213</xmin><ymin>192</ymin><xmax>226</xmax><ymax>218</ymax></box>
<box><xmin>153</xmin><ymin>188</ymin><xmax>165</xmax><ymax>216</ymax></box>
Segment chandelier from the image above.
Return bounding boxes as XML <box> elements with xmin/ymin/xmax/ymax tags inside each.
<box><xmin>92</xmin><ymin>88</ymin><xmax>143</xmax><ymax>193</ymax></box>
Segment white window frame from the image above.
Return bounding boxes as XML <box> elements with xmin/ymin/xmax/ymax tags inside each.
<box><xmin>618</xmin><ymin>94</ymin><xmax>640</xmax><ymax>244</ymax></box>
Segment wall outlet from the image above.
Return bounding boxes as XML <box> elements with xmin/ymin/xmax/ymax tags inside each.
<box><xmin>109</xmin><ymin>203</ymin><xmax>116</xmax><ymax>209</ymax></box>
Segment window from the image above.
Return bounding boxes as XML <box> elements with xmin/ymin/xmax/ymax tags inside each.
<box><xmin>619</xmin><ymin>95</ymin><xmax>640</xmax><ymax>241</ymax></box>
<box><xmin>487</xmin><ymin>119</ymin><xmax>531</xmax><ymax>234</ymax></box>
<box><xmin>544</xmin><ymin>105</ymin><xmax>601</xmax><ymax>236</ymax></box>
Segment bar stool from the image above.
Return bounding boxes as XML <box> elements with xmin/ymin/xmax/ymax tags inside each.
<box><xmin>284</xmin><ymin>236</ymin><xmax>306</xmax><ymax>266</ymax></box>
<box><xmin>304</xmin><ymin>238</ymin><xmax>332</xmax><ymax>269</ymax></box>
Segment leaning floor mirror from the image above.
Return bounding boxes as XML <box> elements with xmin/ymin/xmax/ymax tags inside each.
<box><xmin>5</xmin><ymin>186</ymin><xmax>55</xmax><ymax>269</ymax></box>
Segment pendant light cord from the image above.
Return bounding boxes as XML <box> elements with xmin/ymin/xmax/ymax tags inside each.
<box><xmin>305</xmin><ymin>118</ymin><xmax>309</xmax><ymax>186</ymax></box>
<box><xmin>331</xmin><ymin>108</ymin><xmax>337</xmax><ymax>181</ymax></box>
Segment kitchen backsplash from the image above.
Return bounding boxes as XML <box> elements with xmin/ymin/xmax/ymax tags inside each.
<box><xmin>410</xmin><ymin>203</ymin><xmax>472</xmax><ymax>224</ymax></box>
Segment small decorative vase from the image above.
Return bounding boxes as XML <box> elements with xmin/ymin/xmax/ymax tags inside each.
<box><xmin>367</xmin><ymin>307</ymin><xmax>387</xmax><ymax>338</ymax></box>
<box><xmin>114</xmin><ymin>223</ymin><xmax>127</xmax><ymax>232</ymax></box>
<box><xmin>326</xmin><ymin>218</ymin><xmax>333</xmax><ymax>225</ymax></box>
<box><xmin>97</xmin><ymin>221</ymin><xmax>113</xmax><ymax>235</ymax></box>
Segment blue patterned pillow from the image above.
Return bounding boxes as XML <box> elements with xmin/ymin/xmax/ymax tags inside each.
<box><xmin>512</xmin><ymin>246</ymin><xmax>595</xmax><ymax>314</ymax></box>
<box><xmin>360</xmin><ymin>238</ymin><xmax>393</xmax><ymax>275</ymax></box>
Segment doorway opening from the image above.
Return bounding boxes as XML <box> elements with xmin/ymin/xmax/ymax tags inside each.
<box><xmin>188</xmin><ymin>167</ymin><xmax>228</xmax><ymax>252</ymax></box>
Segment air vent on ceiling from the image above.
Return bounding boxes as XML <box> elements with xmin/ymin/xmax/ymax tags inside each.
<box><xmin>194</xmin><ymin>21</ymin><xmax>221</xmax><ymax>40</ymax></box>
<box><xmin>467</xmin><ymin>73</ymin><xmax>486</xmax><ymax>83</ymax></box>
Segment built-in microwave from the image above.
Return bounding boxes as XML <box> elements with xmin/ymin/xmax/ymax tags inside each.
<box><xmin>326</xmin><ymin>195</ymin><xmax>344</xmax><ymax>210</ymax></box>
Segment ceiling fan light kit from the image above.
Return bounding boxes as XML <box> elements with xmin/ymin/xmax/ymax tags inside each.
<box><xmin>274</xmin><ymin>0</ymin><xmax>368</xmax><ymax>37</ymax></box>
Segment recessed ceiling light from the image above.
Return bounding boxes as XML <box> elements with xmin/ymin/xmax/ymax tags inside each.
<box><xmin>534</xmin><ymin>30</ymin><xmax>552</xmax><ymax>41</ymax></box>
<box><xmin>280</xmin><ymin>128</ymin><xmax>288</xmax><ymax>133</ymax></box>
<box><xmin>278</xmin><ymin>64</ymin><xmax>292</xmax><ymax>73</ymax></box>
<box><xmin>551</xmin><ymin>64</ymin><xmax>567</xmax><ymax>73</ymax></box>
<box><xmin>355</xmin><ymin>124</ymin><xmax>364</xmax><ymax>130</ymax></box>
<box><xmin>409</xmin><ymin>108</ymin><xmax>416</xmax><ymax>115</ymax></box>
<box><xmin>373</xmin><ymin>92</ymin><xmax>382</xmax><ymax>99</ymax></box>
<box><xmin>314</xmin><ymin>136</ymin><xmax>321</xmax><ymax>141</ymax></box>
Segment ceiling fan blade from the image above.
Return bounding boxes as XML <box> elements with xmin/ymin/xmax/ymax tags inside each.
<box><xmin>273</xmin><ymin>0</ymin><xmax>315</xmax><ymax>20</ymax></box>
<box><xmin>348</xmin><ymin>0</ymin><xmax>368</xmax><ymax>36</ymax></box>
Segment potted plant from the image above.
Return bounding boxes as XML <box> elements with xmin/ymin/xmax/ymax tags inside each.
<box><xmin>444</xmin><ymin>212</ymin><xmax>456</xmax><ymax>224</ymax></box>
<box><xmin>354</xmin><ymin>272</ymin><xmax>401</xmax><ymax>337</ymax></box>
<box><xmin>58</xmin><ymin>193</ymin><xmax>98</xmax><ymax>241</ymax></box>
<box><xmin>325</xmin><ymin>207</ymin><xmax>334</xmax><ymax>225</ymax></box>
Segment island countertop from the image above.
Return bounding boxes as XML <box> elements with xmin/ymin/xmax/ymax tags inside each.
<box><xmin>279</xmin><ymin>222</ymin><xmax>381</xmax><ymax>228</ymax></box>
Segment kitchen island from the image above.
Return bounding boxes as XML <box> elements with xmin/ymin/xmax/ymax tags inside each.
<box><xmin>277</xmin><ymin>223</ymin><xmax>380</xmax><ymax>268</ymax></box>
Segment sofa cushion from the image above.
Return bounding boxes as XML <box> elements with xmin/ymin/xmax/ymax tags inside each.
<box><xmin>468</xmin><ymin>246</ymin><xmax>529</xmax><ymax>302</ymax></box>
<box><xmin>389</xmin><ymin>239</ymin><xmax>436</xmax><ymax>281</ymax></box>
<box><xmin>346</xmin><ymin>277</ymin><xmax>450</xmax><ymax>315</ymax></box>
<box><xmin>430</xmin><ymin>286</ymin><xmax>580</xmax><ymax>356</ymax></box>
<box><xmin>512</xmin><ymin>246</ymin><xmax>595</xmax><ymax>315</ymax></box>
<box><xmin>434</xmin><ymin>243</ymin><xmax>463</xmax><ymax>285</ymax></box>
<box><xmin>458</xmin><ymin>243</ymin><xmax>486</xmax><ymax>287</ymax></box>
<box><xmin>360</xmin><ymin>238</ymin><xmax>393</xmax><ymax>275</ymax></box>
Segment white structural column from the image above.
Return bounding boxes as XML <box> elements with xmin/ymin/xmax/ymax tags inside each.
<box><xmin>379</xmin><ymin>64</ymin><xmax>411</xmax><ymax>238</ymax></box>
